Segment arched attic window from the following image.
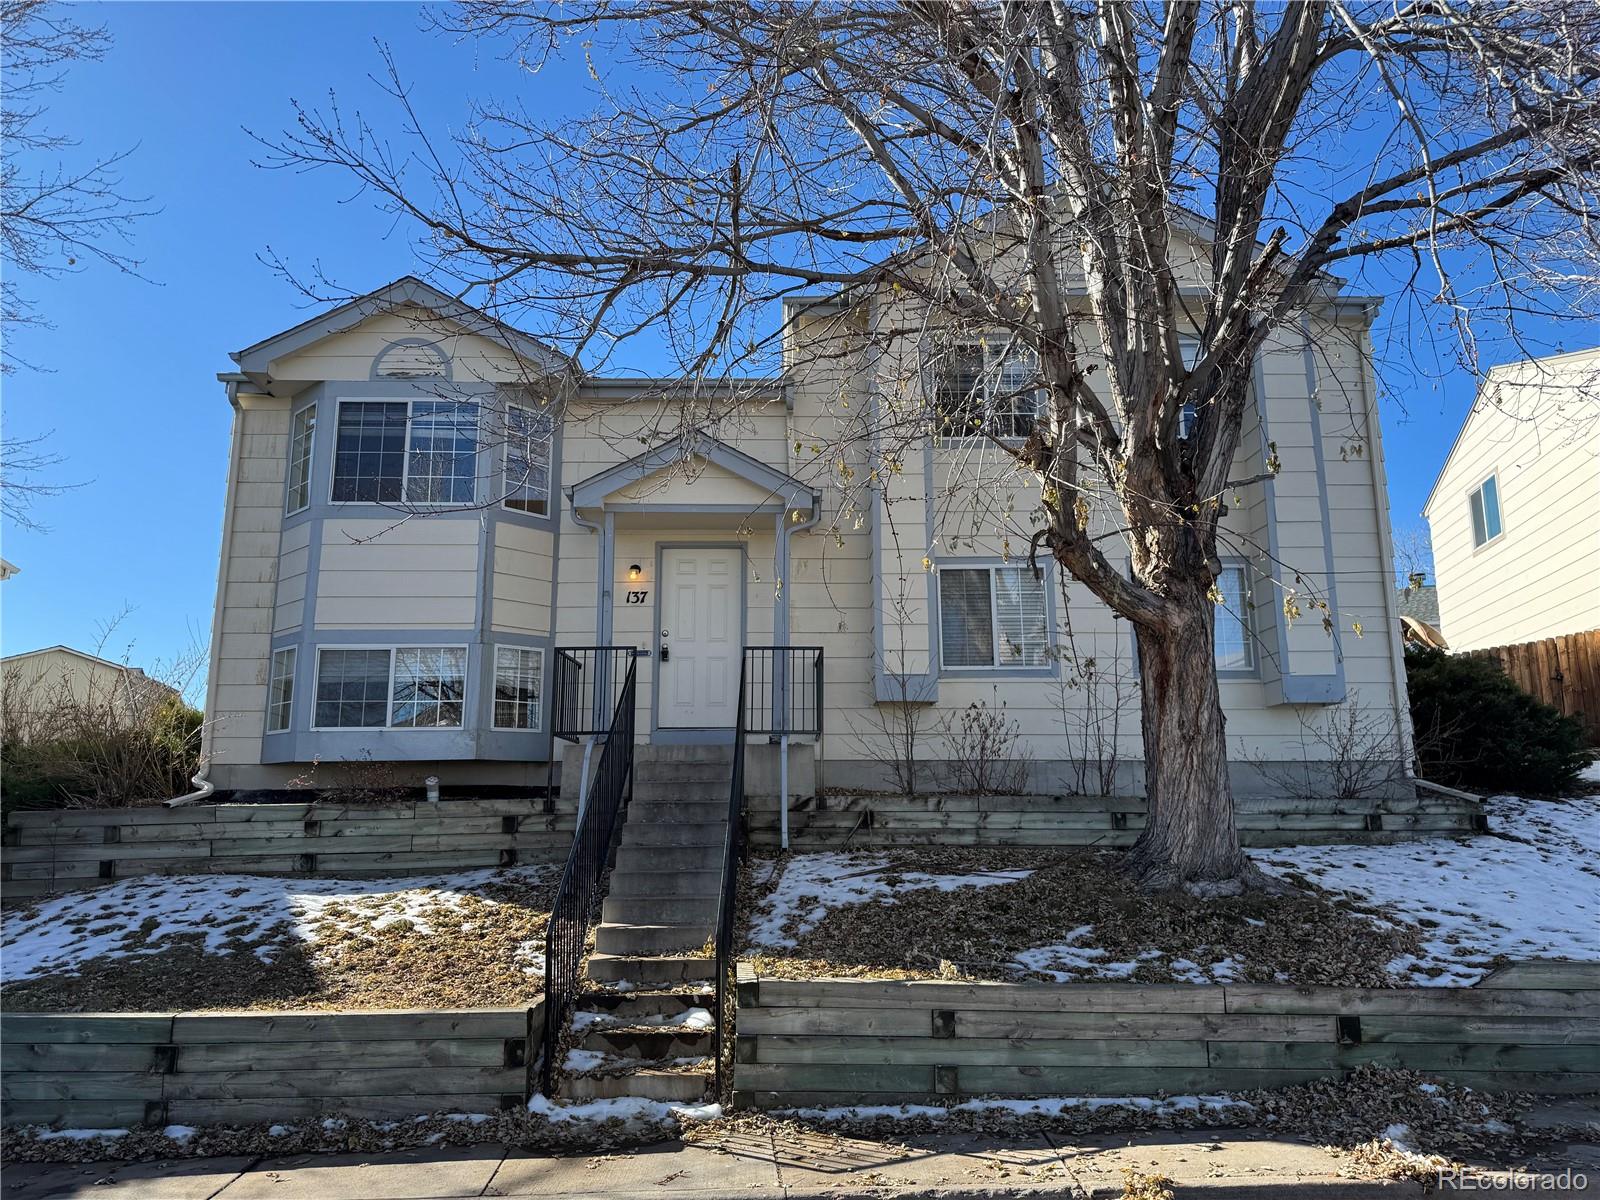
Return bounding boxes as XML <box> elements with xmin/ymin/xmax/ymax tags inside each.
<box><xmin>371</xmin><ymin>338</ymin><xmax>451</xmax><ymax>380</ymax></box>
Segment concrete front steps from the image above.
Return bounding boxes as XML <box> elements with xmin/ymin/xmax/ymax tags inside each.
<box><xmin>560</xmin><ymin>989</ymin><xmax>719</xmax><ymax>1102</ymax></box>
<box><xmin>552</xmin><ymin>745</ymin><xmax>731</xmax><ymax>1105</ymax></box>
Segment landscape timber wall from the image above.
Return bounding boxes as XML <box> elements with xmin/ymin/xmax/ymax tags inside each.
<box><xmin>1</xmin><ymin>1004</ymin><xmax>543</xmax><ymax>1129</ymax></box>
<box><xmin>732</xmin><ymin>963</ymin><xmax>1600</xmax><ymax>1108</ymax></box>
<box><xmin>745</xmin><ymin>791</ymin><xmax>1484</xmax><ymax>850</ymax></box>
<box><xmin>2</xmin><ymin>798</ymin><xmax>577</xmax><ymax>901</ymax></box>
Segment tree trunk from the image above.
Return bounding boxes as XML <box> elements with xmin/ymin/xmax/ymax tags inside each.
<box><xmin>1125</xmin><ymin>592</ymin><xmax>1261</xmax><ymax>893</ymax></box>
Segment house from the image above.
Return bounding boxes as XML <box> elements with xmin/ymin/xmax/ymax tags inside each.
<box><xmin>0</xmin><ymin>558</ymin><xmax>19</xmax><ymax>582</ymax></box>
<box><xmin>0</xmin><ymin>646</ymin><xmax>181</xmax><ymax>741</ymax></box>
<box><xmin>1423</xmin><ymin>346</ymin><xmax>1600</xmax><ymax>653</ymax></box>
<box><xmin>199</xmin><ymin>273</ymin><xmax>1412</xmax><ymax>800</ymax></box>
<box><xmin>1396</xmin><ymin>584</ymin><xmax>1447</xmax><ymax>649</ymax></box>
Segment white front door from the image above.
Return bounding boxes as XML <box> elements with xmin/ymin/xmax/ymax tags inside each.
<box><xmin>659</xmin><ymin>547</ymin><xmax>742</xmax><ymax>728</ymax></box>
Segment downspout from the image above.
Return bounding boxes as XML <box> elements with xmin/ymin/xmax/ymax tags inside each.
<box><xmin>567</xmin><ymin>492</ymin><xmax>604</xmax><ymax>816</ymax></box>
<box><xmin>168</xmin><ymin>378</ymin><xmax>245</xmax><ymax>807</ymax></box>
<box><xmin>785</xmin><ymin>496</ymin><xmax>824</xmax><ymax>843</ymax></box>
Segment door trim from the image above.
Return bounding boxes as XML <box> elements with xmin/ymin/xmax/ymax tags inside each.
<box><xmin>651</xmin><ymin>541</ymin><xmax>747</xmax><ymax>740</ymax></box>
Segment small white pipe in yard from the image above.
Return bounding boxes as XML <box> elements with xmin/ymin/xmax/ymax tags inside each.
<box><xmin>164</xmin><ymin>768</ymin><xmax>214</xmax><ymax>809</ymax></box>
<box><xmin>425</xmin><ymin>776</ymin><xmax>441</xmax><ymax>804</ymax></box>
<box><xmin>779</xmin><ymin>734</ymin><xmax>790</xmax><ymax>850</ymax></box>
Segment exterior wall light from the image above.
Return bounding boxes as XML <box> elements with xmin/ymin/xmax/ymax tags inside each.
<box><xmin>628</xmin><ymin>564</ymin><xmax>643</xmax><ymax>582</ymax></box>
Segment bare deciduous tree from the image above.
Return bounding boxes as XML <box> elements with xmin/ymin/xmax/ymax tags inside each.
<box><xmin>1</xmin><ymin>0</ymin><xmax>151</xmax><ymax>374</ymax></box>
<box><xmin>262</xmin><ymin>1</ymin><xmax>1600</xmax><ymax>891</ymax></box>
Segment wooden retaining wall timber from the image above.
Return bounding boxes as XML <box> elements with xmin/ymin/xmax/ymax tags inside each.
<box><xmin>732</xmin><ymin>962</ymin><xmax>1600</xmax><ymax>1108</ymax></box>
<box><xmin>1</xmin><ymin>798</ymin><xmax>578</xmax><ymax>901</ymax></box>
<box><xmin>745</xmin><ymin>791</ymin><xmax>1485</xmax><ymax>850</ymax></box>
<box><xmin>0</xmin><ymin>1003</ymin><xmax>544</xmax><ymax>1129</ymax></box>
<box><xmin>1465</xmin><ymin>628</ymin><xmax>1600</xmax><ymax>743</ymax></box>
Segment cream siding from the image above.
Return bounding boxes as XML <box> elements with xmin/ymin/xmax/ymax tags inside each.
<box><xmin>1424</xmin><ymin>347</ymin><xmax>1600</xmax><ymax>651</ymax></box>
<box><xmin>209</xmin><ymin>396</ymin><xmax>290</xmax><ymax>770</ymax></box>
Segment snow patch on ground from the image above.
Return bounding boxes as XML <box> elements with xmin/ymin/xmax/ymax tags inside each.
<box><xmin>525</xmin><ymin>1094</ymin><xmax>722</xmax><ymax>1125</ymax></box>
<box><xmin>1</xmin><ymin>865</ymin><xmax>552</xmax><ymax>982</ymax></box>
<box><xmin>1257</xmin><ymin>793</ymin><xmax>1600</xmax><ymax>985</ymax></box>
<box><xmin>33</xmin><ymin>1128</ymin><xmax>130</xmax><ymax>1142</ymax></box>
<box><xmin>781</xmin><ymin>1095</ymin><xmax>1255</xmax><ymax>1122</ymax></box>
<box><xmin>748</xmin><ymin>853</ymin><xmax>1033</xmax><ymax>948</ymax></box>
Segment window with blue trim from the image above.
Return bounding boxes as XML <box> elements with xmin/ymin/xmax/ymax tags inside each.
<box><xmin>330</xmin><ymin>400</ymin><xmax>479</xmax><ymax>505</ymax></box>
<box><xmin>939</xmin><ymin>566</ymin><xmax>1049</xmax><ymax>668</ymax></box>
<box><xmin>935</xmin><ymin>342</ymin><xmax>1039</xmax><ymax>440</ymax></box>
<box><xmin>503</xmin><ymin>403</ymin><xmax>554</xmax><ymax>515</ymax></box>
<box><xmin>1469</xmin><ymin>473</ymin><xmax>1503</xmax><ymax>547</ymax></box>
<box><xmin>1212</xmin><ymin>566</ymin><xmax>1253</xmax><ymax>671</ymax></box>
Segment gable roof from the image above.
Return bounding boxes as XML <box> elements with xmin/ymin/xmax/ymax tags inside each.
<box><xmin>0</xmin><ymin>645</ymin><xmax>178</xmax><ymax>692</ymax></box>
<box><xmin>1421</xmin><ymin>344</ymin><xmax>1600</xmax><ymax>517</ymax></box>
<box><xmin>1395</xmin><ymin>584</ymin><xmax>1441</xmax><ymax>627</ymax></box>
<box><xmin>232</xmin><ymin>276</ymin><xmax>570</xmax><ymax>377</ymax></box>
<box><xmin>568</xmin><ymin>433</ymin><xmax>818</xmax><ymax>510</ymax></box>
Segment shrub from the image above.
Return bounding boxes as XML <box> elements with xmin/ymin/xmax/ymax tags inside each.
<box><xmin>1405</xmin><ymin>646</ymin><xmax>1588</xmax><ymax>795</ymax></box>
<box><xmin>1</xmin><ymin>674</ymin><xmax>203</xmax><ymax>814</ymax></box>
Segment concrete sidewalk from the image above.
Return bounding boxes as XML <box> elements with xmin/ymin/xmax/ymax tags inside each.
<box><xmin>3</xmin><ymin>1127</ymin><xmax>1595</xmax><ymax>1200</ymax></box>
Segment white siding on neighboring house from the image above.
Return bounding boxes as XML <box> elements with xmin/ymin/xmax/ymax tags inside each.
<box><xmin>1424</xmin><ymin>347</ymin><xmax>1600</xmax><ymax>652</ymax></box>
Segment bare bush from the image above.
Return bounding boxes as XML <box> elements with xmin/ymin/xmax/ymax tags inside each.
<box><xmin>1251</xmin><ymin>700</ymin><xmax>1408</xmax><ymax>802</ymax></box>
<box><xmin>285</xmin><ymin>753</ymin><xmax>415</xmax><ymax>807</ymax></box>
<box><xmin>1051</xmin><ymin>637</ymin><xmax>1138</xmax><ymax>797</ymax></box>
<box><xmin>1</xmin><ymin>650</ymin><xmax>203</xmax><ymax>810</ymax></box>
<box><xmin>942</xmin><ymin>699</ymin><xmax>1031</xmax><ymax>796</ymax></box>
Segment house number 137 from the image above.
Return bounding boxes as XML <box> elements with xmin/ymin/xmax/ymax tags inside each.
<box><xmin>624</xmin><ymin>590</ymin><xmax>649</xmax><ymax>604</ymax></box>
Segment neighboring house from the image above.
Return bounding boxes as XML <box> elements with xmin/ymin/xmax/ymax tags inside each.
<box><xmin>0</xmin><ymin>646</ymin><xmax>180</xmax><ymax>740</ymax></box>
<box><xmin>0</xmin><ymin>558</ymin><xmax>19</xmax><ymax>581</ymax></box>
<box><xmin>200</xmin><ymin>272</ymin><xmax>1411</xmax><ymax>798</ymax></box>
<box><xmin>1396</xmin><ymin>584</ymin><xmax>1447</xmax><ymax>649</ymax></box>
<box><xmin>1423</xmin><ymin>346</ymin><xmax>1600</xmax><ymax>653</ymax></box>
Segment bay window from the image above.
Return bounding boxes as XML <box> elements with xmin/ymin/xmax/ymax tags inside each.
<box><xmin>266</xmin><ymin>647</ymin><xmax>296</xmax><ymax>733</ymax></box>
<box><xmin>503</xmin><ymin>403</ymin><xmax>554</xmax><ymax>515</ymax></box>
<box><xmin>493</xmin><ymin>645</ymin><xmax>544</xmax><ymax>730</ymax></box>
<box><xmin>314</xmin><ymin>646</ymin><xmax>467</xmax><ymax>729</ymax></box>
<box><xmin>330</xmin><ymin>399</ymin><xmax>479</xmax><ymax>505</ymax></box>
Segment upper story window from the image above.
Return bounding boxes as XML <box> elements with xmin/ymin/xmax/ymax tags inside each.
<box><xmin>1212</xmin><ymin>564</ymin><xmax>1253</xmax><ymax>671</ymax></box>
<box><xmin>503</xmin><ymin>403</ymin><xmax>554</xmax><ymax>515</ymax></box>
<box><xmin>286</xmin><ymin>404</ymin><xmax>316</xmax><ymax>514</ymax></box>
<box><xmin>1469</xmin><ymin>473</ymin><xmax>1503</xmax><ymax>548</ymax></box>
<box><xmin>939</xmin><ymin>565</ymin><xmax>1050</xmax><ymax>669</ymax></box>
<box><xmin>330</xmin><ymin>399</ymin><xmax>479</xmax><ymax>506</ymax></box>
<box><xmin>935</xmin><ymin>342</ymin><xmax>1040</xmax><ymax>441</ymax></box>
<box><xmin>1177</xmin><ymin>335</ymin><xmax>1201</xmax><ymax>439</ymax></box>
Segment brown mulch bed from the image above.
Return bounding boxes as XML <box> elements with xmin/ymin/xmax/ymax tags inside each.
<box><xmin>2</xmin><ymin>874</ymin><xmax>555</xmax><ymax>1013</ymax></box>
<box><xmin>740</xmin><ymin>847</ymin><xmax>1432</xmax><ymax>988</ymax></box>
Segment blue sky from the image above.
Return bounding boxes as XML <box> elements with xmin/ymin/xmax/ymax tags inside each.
<box><xmin>0</xmin><ymin>2</ymin><xmax>1579</xmax><ymax>696</ymax></box>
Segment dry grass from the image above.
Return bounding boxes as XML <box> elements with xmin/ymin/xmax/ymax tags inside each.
<box><xmin>740</xmin><ymin>847</ymin><xmax>1428</xmax><ymax>987</ymax></box>
<box><xmin>2</xmin><ymin>875</ymin><xmax>555</xmax><ymax>1012</ymax></box>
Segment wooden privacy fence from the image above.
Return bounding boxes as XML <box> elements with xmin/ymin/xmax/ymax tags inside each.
<box><xmin>1</xmin><ymin>797</ymin><xmax>577</xmax><ymax>901</ymax></box>
<box><xmin>1</xmin><ymin>1004</ymin><xmax>543</xmax><ymax>1130</ymax></box>
<box><xmin>733</xmin><ymin>962</ymin><xmax>1600</xmax><ymax>1107</ymax></box>
<box><xmin>1466</xmin><ymin>629</ymin><xmax>1600</xmax><ymax>743</ymax></box>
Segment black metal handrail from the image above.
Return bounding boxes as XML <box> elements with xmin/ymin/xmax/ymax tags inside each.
<box><xmin>551</xmin><ymin>646</ymin><xmax>636</xmax><ymax>741</ymax></box>
<box><xmin>712</xmin><ymin>653</ymin><xmax>749</xmax><ymax>1100</ymax></box>
<box><xmin>539</xmin><ymin>654</ymin><xmax>638</xmax><ymax>1097</ymax></box>
<box><xmin>741</xmin><ymin>645</ymin><xmax>824</xmax><ymax>739</ymax></box>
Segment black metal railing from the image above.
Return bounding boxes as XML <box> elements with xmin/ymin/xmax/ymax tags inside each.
<box><xmin>539</xmin><ymin>653</ymin><xmax>638</xmax><ymax>1097</ymax></box>
<box><xmin>552</xmin><ymin>646</ymin><xmax>636</xmax><ymax>741</ymax></box>
<box><xmin>741</xmin><ymin>645</ymin><xmax>824</xmax><ymax>738</ymax></box>
<box><xmin>712</xmin><ymin>652</ymin><xmax>749</xmax><ymax>1100</ymax></box>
